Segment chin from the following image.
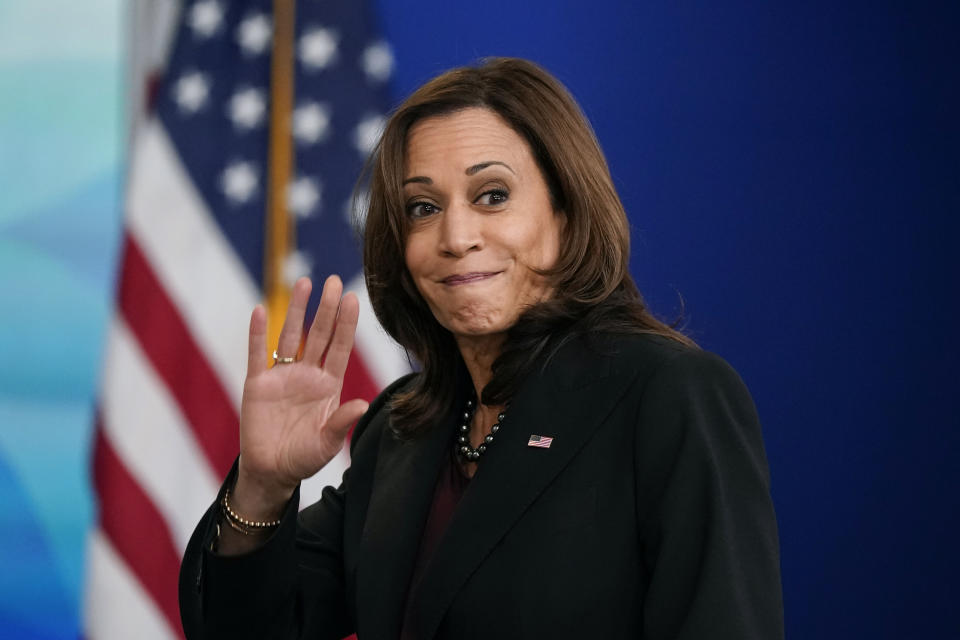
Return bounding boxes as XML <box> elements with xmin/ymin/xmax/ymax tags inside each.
<box><xmin>448</xmin><ymin>320</ymin><xmax>502</xmax><ymax>338</ymax></box>
<box><xmin>443</xmin><ymin>311</ymin><xmax>513</xmax><ymax>339</ymax></box>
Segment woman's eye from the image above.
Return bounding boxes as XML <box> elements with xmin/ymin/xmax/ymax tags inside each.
<box><xmin>475</xmin><ymin>189</ymin><xmax>509</xmax><ymax>206</ymax></box>
<box><xmin>407</xmin><ymin>201</ymin><xmax>439</xmax><ymax>218</ymax></box>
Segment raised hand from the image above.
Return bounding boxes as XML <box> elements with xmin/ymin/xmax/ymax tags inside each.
<box><xmin>230</xmin><ymin>275</ymin><xmax>370</xmax><ymax>523</ymax></box>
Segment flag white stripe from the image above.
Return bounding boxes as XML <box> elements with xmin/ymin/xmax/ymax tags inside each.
<box><xmin>84</xmin><ymin>528</ymin><xmax>178</xmax><ymax>640</ymax></box>
<box><xmin>127</xmin><ymin>120</ymin><xmax>259</xmax><ymax>409</ymax></box>
<box><xmin>101</xmin><ymin>315</ymin><xmax>221</xmax><ymax>552</ymax></box>
<box><xmin>298</xmin><ymin>445</ymin><xmax>350</xmax><ymax>510</ymax></box>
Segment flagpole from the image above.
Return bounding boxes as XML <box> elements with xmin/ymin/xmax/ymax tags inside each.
<box><xmin>265</xmin><ymin>0</ymin><xmax>296</xmax><ymax>365</ymax></box>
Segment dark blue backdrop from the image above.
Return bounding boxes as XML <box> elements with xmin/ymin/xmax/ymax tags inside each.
<box><xmin>374</xmin><ymin>1</ymin><xmax>959</xmax><ymax>637</ymax></box>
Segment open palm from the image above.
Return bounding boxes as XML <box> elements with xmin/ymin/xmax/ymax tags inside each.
<box><xmin>235</xmin><ymin>276</ymin><xmax>370</xmax><ymax>514</ymax></box>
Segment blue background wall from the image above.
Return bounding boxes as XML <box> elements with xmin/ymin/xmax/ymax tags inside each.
<box><xmin>0</xmin><ymin>1</ymin><xmax>956</xmax><ymax>637</ymax></box>
<box><xmin>378</xmin><ymin>1</ymin><xmax>959</xmax><ymax>637</ymax></box>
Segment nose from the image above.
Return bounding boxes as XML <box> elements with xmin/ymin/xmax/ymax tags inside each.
<box><xmin>437</xmin><ymin>200</ymin><xmax>482</xmax><ymax>257</ymax></box>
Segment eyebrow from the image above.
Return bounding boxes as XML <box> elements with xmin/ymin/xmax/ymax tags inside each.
<box><xmin>466</xmin><ymin>161</ymin><xmax>515</xmax><ymax>176</ymax></box>
<box><xmin>402</xmin><ymin>160</ymin><xmax>515</xmax><ymax>186</ymax></box>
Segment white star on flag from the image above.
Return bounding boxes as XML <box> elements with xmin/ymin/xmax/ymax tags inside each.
<box><xmin>287</xmin><ymin>176</ymin><xmax>322</xmax><ymax>218</ymax></box>
<box><xmin>283</xmin><ymin>250</ymin><xmax>313</xmax><ymax>286</ymax></box>
<box><xmin>227</xmin><ymin>87</ymin><xmax>267</xmax><ymax>131</ymax></box>
<box><xmin>293</xmin><ymin>102</ymin><xmax>332</xmax><ymax>145</ymax></box>
<box><xmin>236</xmin><ymin>13</ymin><xmax>272</xmax><ymax>55</ymax></box>
<box><xmin>362</xmin><ymin>41</ymin><xmax>394</xmax><ymax>83</ymax></box>
<box><xmin>299</xmin><ymin>27</ymin><xmax>339</xmax><ymax>70</ymax></box>
<box><xmin>188</xmin><ymin>0</ymin><xmax>224</xmax><ymax>38</ymax></box>
<box><xmin>353</xmin><ymin>113</ymin><xmax>386</xmax><ymax>156</ymax></box>
<box><xmin>173</xmin><ymin>71</ymin><xmax>211</xmax><ymax>113</ymax></box>
<box><xmin>220</xmin><ymin>160</ymin><xmax>259</xmax><ymax>204</ymax></box>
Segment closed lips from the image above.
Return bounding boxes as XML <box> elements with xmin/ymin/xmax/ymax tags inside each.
<box><xmin>441</xmin><ymin>272</ymin><xmax>500</xmax><ymax>285</ymax></box>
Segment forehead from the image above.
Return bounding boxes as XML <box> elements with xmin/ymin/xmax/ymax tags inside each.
<box><xmin>404</xmin><ymin>108</ymin><xmax>531</xmax><ymax>174</ymax></box>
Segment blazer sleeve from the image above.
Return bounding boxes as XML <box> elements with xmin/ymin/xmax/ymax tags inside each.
<box><xmin>178</xmin><ymin>468</ymin><xmax>352</xmax><ymax>640</ymax></box>
<box><xmin>178</xmin><ymin>374</ymin><xmax>411</xmax><ymax>640</ymax></box>
<box><xmin>634</xmin><ymin>349</ymin><xmax>784</xmax><ymax>639</ymax></box>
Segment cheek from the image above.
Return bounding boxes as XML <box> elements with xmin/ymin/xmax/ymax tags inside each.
<box><xmin>403</xmin><ymin>235</ymin><xmax>438</xmax><ymax>305</ymax></box>
<box><xmin>541</xmin><ymin>227</ymin><xmax>561</xmax><ymax>264</ymax></box>
<box><xmin>403</xmin><ymin>236</ymin><xmax>425</xmax><ymax>278</ymax></box>
<box><xmin>544</xmin><ymin>215</ymin><xmax>565</xmax><ymax>266</ymax></box>
<box><xmin>520</xmin><ymin>221</ymin><xmax>562</xmax><ymax>268</ymax></box>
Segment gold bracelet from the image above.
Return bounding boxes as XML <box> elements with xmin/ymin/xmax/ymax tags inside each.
<box><xmin>222</xmin><ymin>512</ymin><xmax>266</xmax><ymax>536</ymax></box>
<box><xmin>220</xmin><ymin>487</ymin><xmax>281</xmax><ymax>535</ymax></box>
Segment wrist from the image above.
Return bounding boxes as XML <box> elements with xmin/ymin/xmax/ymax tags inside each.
<box><xmin>232</xmin><ymin>462</ymin><xmax>296</xmax><ymax>522</ymax></box>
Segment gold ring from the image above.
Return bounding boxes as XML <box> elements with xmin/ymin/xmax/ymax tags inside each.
<box><xmin>272</xmin><ymin>350</ymin><xmax>296</xmax><ymax>365</ymax></box>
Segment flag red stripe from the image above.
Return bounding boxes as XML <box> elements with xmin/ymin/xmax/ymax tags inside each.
<box><xmin>93</xmin><ymin>423</ymin><xmax>186</xmax><ymax>638</ymax></box>
<box><xmin>342</xmin><ymin>354</ymin><xmax>380</xmax><ymax>445</ymax></box>
<box><xmin>118</xmin><ymin>234</ymin><xmax>239</xmax><ymax>476</ymax></box>
<box><xmin>343</xmin><ymin>351</ymin><xmax>381</xmax><ymax>405</ymax></box>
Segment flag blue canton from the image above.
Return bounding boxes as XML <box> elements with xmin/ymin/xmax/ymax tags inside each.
<box><xmin>294</xmin><ymin>1</ymin><xmax>392</xmax><ymax>284</ymax></box>
<box><xmin>157</xmin><ymin>0</ymin><xmax>393</xmax><ymax>292</ymax></box>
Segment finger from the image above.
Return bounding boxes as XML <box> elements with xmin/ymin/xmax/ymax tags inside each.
<box><xmin>321</xmin><ymin>291</ymin><xmax>360</xmax><ymax>381</ymax></box>
<box><xmin>247</xmin><ymin>304</ymin><xmax>268</xmax><ymax>377</ymax></box>
<box><xmin>302</xmin><ymin>274</ymin><xmax>344</xmax><ymax>364</ymax></box>
<box><xmin>320</xmin><ymin>399</ymin><xmax>370</xmax><ymax>444</ymax></box>
<box><xmin>276</xmin><ymin>277</ymin><xmax>312</xmax><ymax>359</ymax></box>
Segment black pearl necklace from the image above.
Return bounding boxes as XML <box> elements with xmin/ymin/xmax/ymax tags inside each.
<box><xmin>457</xmin><ymin>398</ymin><xmax>506</xmax><ymax>462</ymax></box>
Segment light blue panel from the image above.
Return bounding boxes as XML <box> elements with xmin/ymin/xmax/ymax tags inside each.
<box><xmin>0</xmin><ymin>60</ymin><xmax>122</xmax><ymax>226</ymax></box>
<box><xmin>0</xmin><ymin>400</ymin><xmax>94</xmax><ymax>637</ymax></box>
<box><xmin>0</xmin><ymin>2</ymin><xmax>120</xmax><ymax>63</ymax></box>
<box><xmin>1</xmin><ymin>166</ymin><xmax>123</xmax><ymax>284</ymax></box>
<box><xmin>0</xmin><ymin>166</ymin><xmax>122</xmax><ymax>402</ymax></box>
<box><xmin>0</xmin><ymin>237</ymin><xmax>116</xmax><ymax>402</ymax></box>
<box><xmin>0</xmin><ymin>1</ymin><xmax>123</xmax><ymax>636</ymax></box>
<box><xmin>0</xmin><ymin>436</ymin><xmax>77</xmax><ymax>639</ymax></box>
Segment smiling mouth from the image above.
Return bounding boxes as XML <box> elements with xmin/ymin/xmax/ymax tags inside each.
<box><xmin>441</xmin><ymin>272</ymin><xmax>501</xmax><ymax>286</ymax></box>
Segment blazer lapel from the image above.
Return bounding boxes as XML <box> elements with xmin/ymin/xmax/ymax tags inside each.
<box><xmin>355</xmin><ymin>407</ymin><xmax>452</xmax><ymax>639</ymax></box>
<box><xmin>406</xmin><ymin>337</ymin><xmax>641</xmax><ymax>639</ymax></box>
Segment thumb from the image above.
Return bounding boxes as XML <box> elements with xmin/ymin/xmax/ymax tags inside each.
<box><xmin>321</xmin><ymin>399</ymin><xmax>370</xmax><ymax>443</ymax></box>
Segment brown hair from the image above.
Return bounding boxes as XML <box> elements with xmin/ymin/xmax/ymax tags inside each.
<box><xmin>361</xmin><ymin>57</ymin><xmax>694</xmax><ymax>437</ymax></box>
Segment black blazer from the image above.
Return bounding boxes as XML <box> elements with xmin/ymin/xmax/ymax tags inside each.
<box><xmin>180</xmin><ymin>334</ymin><xmax>784</xmax><ymax>639</ymax></box>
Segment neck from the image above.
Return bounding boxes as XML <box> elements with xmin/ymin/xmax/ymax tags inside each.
<box><xmin>455</xmin><ymin>332</ymin><xmax>504</xmax><ymax>402</ymax></box>
<box><xmin>455</xmin><ymin>333</ymin><xmax>507</xmax><ymax>472</ymax></box>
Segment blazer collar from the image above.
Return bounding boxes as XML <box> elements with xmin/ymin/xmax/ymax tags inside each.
<box><xmin>357</xmin><ymin>335</ymin><xmax>638</xmax><ymax>640</ymax></box>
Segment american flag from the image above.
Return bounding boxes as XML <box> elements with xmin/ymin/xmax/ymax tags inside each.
<box><xmin>85</xmin><ymin>1</ymin><xmax>407</xmax><ymax>637</ymax></box>
<box><xmin>527</xmin><ymin>435</ymin><xmax>554</xmax><ymax>449</ymax></box>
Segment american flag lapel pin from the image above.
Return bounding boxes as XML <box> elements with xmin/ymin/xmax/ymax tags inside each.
<box><xmin>527</xmin><ymin>434</ymin><xmax>554</xmax><ymax>449</ymax></box>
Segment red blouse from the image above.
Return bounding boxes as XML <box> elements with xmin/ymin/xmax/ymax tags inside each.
<box><xmin>400</xmin><ymin>450</ymin><xmax>471</xmax><ymax>638</ymax></box>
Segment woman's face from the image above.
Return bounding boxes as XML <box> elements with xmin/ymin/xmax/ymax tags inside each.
<box><xmin>403</xmin><ymin>107</ymin><xmax>563</xmax><ymax>342</ymax></box>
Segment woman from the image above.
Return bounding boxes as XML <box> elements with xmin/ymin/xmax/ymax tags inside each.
<box><xmin>179</xmin><ymin>58</ymin><xmax>783</xmax><ymax>639</ymax></box>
